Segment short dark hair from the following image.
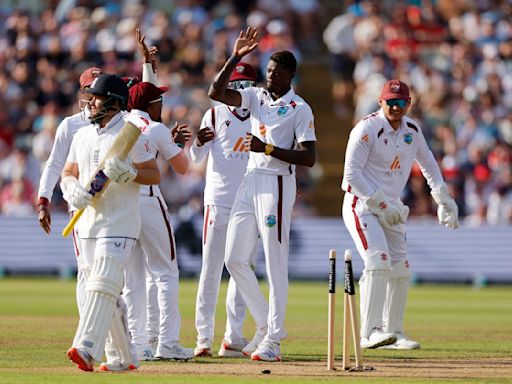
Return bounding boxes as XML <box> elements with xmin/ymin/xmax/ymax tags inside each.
<box><xmin>269</xmin><ymin>50</ymin><xmax>297</xmax><ymax>75</ymax></box>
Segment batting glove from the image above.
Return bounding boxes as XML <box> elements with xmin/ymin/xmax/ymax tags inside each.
<box><xmin>431</xmin><ymin>184</ymin><xmax>459</xmax><ymax>229</ymax></box>
<box><xmin>367</xmin><ymin>190</ymin><xmax>403</xmax><ymax>227</ymax></box>
<box><xmin>103</xmin><ymin>156</ymin><xmax>137</xmax><ymax>184</ymax></box>
<box><xmin>60</xmin><ymin>176</ymin><xmax>93</xmax><ymax>210</ymax></box>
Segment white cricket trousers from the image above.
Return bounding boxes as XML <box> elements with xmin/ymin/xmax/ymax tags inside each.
<box><xmin>71</xmin><ymin>211</ymin><xmax>86</xmax><ymax>317</ymax></box>
<box><xmin>195</xmin><ymin>205</ymin><xmax>257</xmax><ymax>344</ymax></box>
<box><xmin>225</xmin><ymin>171</ymin><xmax>296</xmax><ymax>343</ymax></box>
<box><xmin>124</xmin><ymin>194</ymin><xmax>181</xmax><ymax>350</ymax></box>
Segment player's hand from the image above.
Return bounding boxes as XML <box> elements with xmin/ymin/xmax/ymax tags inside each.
<box><xmin>60</xmin><ymin>177</ymin><xmax>93</xmax><ymax>210</ymax></box>
<box><xmin>243</xmin><ymin>133</ymin><xmax>265</xmax><ymax>152</ymax></box>
<box><xmin>366</xmin><ymin>190</ymin><xmax>403</xmax><ymax>227</ymax></box>
<box><xmin>431</xmin><ymin>184</ymin><xmax>459</xmax><ymax>229</ymax></box>
<box><xmin>104</xmin><ymin>157</ymin><xmax>137</xmax><ymax>184</ymax></box>
<box><xmin>136</xmin><ymin>28</ymin><xmax>158</xmax><ymax>72</ymax></box>
<box><xmin>172</xmin><ymin>122</ymin><xmax>191</xmax><ymax>147</ymax></box>
<box><xmin>196</xmin><ymin>127</ymin><xmax>214</xmax><ymax>146</ymax></box>
<box><xmin>37</xmin><ymin>197</ymin><xmax>51</xmax><ymax>234</ymax></box>
<box><xmin>232</xmin><ymin>27</ymin><xmax>259</xmax><ymax>59</ymax></box>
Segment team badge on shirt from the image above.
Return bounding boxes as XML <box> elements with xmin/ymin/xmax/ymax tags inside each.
<box><xmin>277</xmin><ymin>106</ymin><xmax>289</xmax><ymax>116</ymax></box>
<box><xmin>403</xmin><ymin>133</ymin><xmax>413</xmax><ymax>144</ymax></box>
<box><xmin>264</xmin><ymin>214</ymin><xmax>277</xmax><ymax>228</ymax></box>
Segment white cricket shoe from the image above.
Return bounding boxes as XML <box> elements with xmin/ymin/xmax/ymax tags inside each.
<box><xmin>251</xmin><ymin>340</ymin><xmax>281</xmax><ymax>362</ymax></box>
<box><xmin>242</xmin><ymin>328</ymin><xmax>266</xmax><ymax>356</ymax></box>
<box><xmin>156</xmin><ymin>342</ymin><xmax>194</xmax><ymax>361</ymax></box>
<box><xmin>360</xmin><ymin>328</ymin><xmax>397</xmax><ymax>349</ymax></box>
<box><xmin>99</xmin><ymin>360</ymin><xmax>138</xmax><ymax>371</ymax></box>
<box><xmin>218</xmin><ymin>338</ymin><xmax>247</xmax><ymax>357</ymax></box>
<box><xmin>379</xmin><ymin>333</ymin><xmax>420</xmax><ymax>349</ymax></box>
<box><xmin>137</xmin><ymin>347</ymin><xmax>159</xmax><ymax>361</ymax></box>
<box><xmin>194</xmin><ymin>337</ymin><xmax>212</xmax><ymax>357</ymax></box>
<box><xmin>67</xmin><ymin>347</ymin><xmax>94</xmax><ymax>372</ymax></box>
<box><xmin>148</xmin><ymin>336</ymin><xmax>158</xmax><ymax>355</ymax></box>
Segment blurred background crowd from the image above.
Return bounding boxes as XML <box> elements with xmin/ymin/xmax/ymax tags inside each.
<box><xmin>0</xmin><ymin>0</ymin><xmax>511</xmax><ymax>226</ymax></box>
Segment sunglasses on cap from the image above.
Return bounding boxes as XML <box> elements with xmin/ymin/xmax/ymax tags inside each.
<box><xmin>228</xmin><ymin>80</ymin><xmax>256</xmax><ymax>90</ymax></box>
<box><xmin>386</xmin><ymin>99</ymin><xmax>408</xmax><ymax>108</ymax></box>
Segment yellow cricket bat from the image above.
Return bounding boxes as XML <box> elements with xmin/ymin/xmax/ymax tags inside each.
<box><xmin>62</xmin><ymin>121</ymin><xmax>141</xmax><ymax>237</ymax></box>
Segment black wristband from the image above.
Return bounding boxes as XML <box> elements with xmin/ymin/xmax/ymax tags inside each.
<box><xmin>227</xmin><ymin>56</ymin><xmax>241</xmax><ymax>66</ymax></box>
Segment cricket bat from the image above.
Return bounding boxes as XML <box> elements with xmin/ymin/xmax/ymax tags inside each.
<box><xmin>62</xmin><ymin>121</ymin><xmax>141</xmax><ymax>237</ymax></box>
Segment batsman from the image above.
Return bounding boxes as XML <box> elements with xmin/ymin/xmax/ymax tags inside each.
<box><xmin>60</xmin><ymin>73</ymin><xmax>160</xmax><ymax>371</ymax></box>
<box><xmin>341</xmin><ymin>79</ymin><xmax>459</xmax><ymax>350</ymax></box>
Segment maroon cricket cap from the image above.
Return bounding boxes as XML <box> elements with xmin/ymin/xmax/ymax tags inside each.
<box><xmin>128</xmin><ymin>82</ymin><xmax>169</xmax><ymax>111</ymax></box>
<box><xmin>380</xmin><ymin>79</ymin><xmax>410</xmax><ymax>100</ymax></box>
<box><xmin>230</xmin><ymin>62</ymin><xmax>257</xmax><ymax>82</ymax></box>
<box><xmin>79</xmin><ymin>67</ymin><xmax>102</xmax><ymax>88</ymax></box>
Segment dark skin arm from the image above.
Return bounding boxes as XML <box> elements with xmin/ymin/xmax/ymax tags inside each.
<box><xmin>208</xmin><ymin>27</ymin><xmax>259</xmax><ymax>106</ymax></box>
<box><xmin>37</xmin><ymin>198</ymin><xmax>51</xmax><ymax>234</ymax></box>
<box><xmin>243</xmin><ymin>134</ymin><xmax>316</xmax><ymax>167</ymax></box>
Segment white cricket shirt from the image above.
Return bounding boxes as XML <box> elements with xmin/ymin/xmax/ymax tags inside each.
<box><xmin>38</xmin><ymin>111</ymin><xmax>90</xmax><ymax>210</ymax></box>
<box><xmin>342</xmin><ymin>109</ymin><xmax>444</xmax><ymax>200</ymax></box>
<box><xmin>67</xmin><ymin>112</ymin><xmax>153</xmax><ymax>238</ymax></box>
<box><xmin>129</xmin><ymin>109</ymin><xmax>182</xmax><ymax>197</ymax></box>
<box><xmin>190</xmin><ymin>105</ymin><xmax>251</xmax><ymax>208</ymax></box>
<box><xmin>239</xmin><ymin>87</ymin><xmax>316</xmax><ymax>175</ymax></box>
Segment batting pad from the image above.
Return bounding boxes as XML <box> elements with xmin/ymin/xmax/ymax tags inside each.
<box><xmin>383</xmin><ymin>261</ymin><xmax>410</xmax><ymax>334</ymax></box>
<box><xmin>359</xmin><ymin>269</ymin><xmax>389</xmax><ymax>339</ymax></box>
<box><xmin>105</xmin><ymin>297</ymin><xmax>137</xmax><ymax>368</ymax></box>
<box><xmin>75</xmin><ymin>255</ymin><xmax>125</xmax><ymax>362</ymax></box>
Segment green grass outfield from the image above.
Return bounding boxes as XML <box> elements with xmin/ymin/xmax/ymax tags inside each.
<box><xmin>0</xmin><ymin>278</ymin><xmax>511</xmax><ymax>383</ymax></box>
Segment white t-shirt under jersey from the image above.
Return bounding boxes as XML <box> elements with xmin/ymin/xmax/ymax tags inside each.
<box><xmin>342</xmin><ymin>109</ymin><xmax>444</xmax><ymax>200</ymax></box>
<box><xmin>239</xmin><ymin>86</ymin><xmax>317</xmax><ymax>175</ymax></box>
<box><xmin>190</xmin><ymin>105</ymin><xmax>251</xmax><ymax>208</ymax></box>
<box><xmin>67</xmin><ymin>113</ymin><xmax>153</xmax><ymax>239</ymax></box>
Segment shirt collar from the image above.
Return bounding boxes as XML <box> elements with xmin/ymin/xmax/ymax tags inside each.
<box><xmin>378</xmin><ymin>108</ymin><xmax>405</xmax><ymax>135</ymax></box>
<box><xmin>129</xmin><ymin>109</ymin><xmax>151</xmax><ymax>120</ymax></box>
<box><xmin>269</xmin><ymin>87</ymin><xmax>296</xmax><ymax>106</ymax></box>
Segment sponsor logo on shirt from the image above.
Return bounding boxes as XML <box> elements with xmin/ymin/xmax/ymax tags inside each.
<box><xmin>232</xmin><ymin>137</ymin><xmax>249</xmax><ymax>153</ymax></box>
<box><xmin>404</xmin><ymin>133</ymin><xmax>413</xmax><ymax>144</ymax></box>
<box><xmin>361</xmin><ymin>134</ymin><xmax>369</xmax><ymax>143</ymax></box>
<box><xmin>390</xmin><ymin>156</ymin><xmax>401</xmax><ymax>170</ymax></box>
<box><xmin>264</xmin><ymin>214</ymin><xmax>277</xmax><ymax>228</ymax></box>
<box><xmin>259</xmin><ymin>125</ymin><xmax>266</xmax><ymax>136</ymax></box>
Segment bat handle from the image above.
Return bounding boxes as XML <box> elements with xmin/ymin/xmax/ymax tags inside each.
<box><xmin>62</xmin><ymin>208</ymin><xmax>84</xmax><ymax>237</ymax></box>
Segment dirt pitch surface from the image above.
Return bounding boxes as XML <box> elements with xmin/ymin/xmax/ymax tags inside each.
<box><xmin>134</xmin><ymin>357</ymin><xmax>512</xmax><ymax>380</ymax></box>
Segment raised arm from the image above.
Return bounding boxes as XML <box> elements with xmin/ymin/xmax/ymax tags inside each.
<box><xmin>208</xmin><ymin>27</ymin><xmax>259</xmax><ymax>106</ymax></box>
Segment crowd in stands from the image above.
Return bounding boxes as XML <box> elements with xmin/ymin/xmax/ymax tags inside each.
<box><xmin>1</xmin><ymin>0</ymin><xmax>511</xmax><ymax>226</ymax></box>
<box><xmin>324</xmin><ymin>0</ymin><xmax>512</xmax><ymax>225</ymax></box>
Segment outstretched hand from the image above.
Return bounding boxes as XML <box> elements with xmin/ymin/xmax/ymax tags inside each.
<box><xmin>196</xmin><ymin>127</ymin><xmax>214</xmax><ymax>146</ymax></box>
<box><xmin>136</xmin><ymin>28</ymin><xmax>158</xmax><ymax>72</ymax></box>
<box><xmin>233</xmin><ymin>27</ymin><xmax>259</xmax><ymax>59</ymax></box>
<box><xmin>172</xmin><ymin>122</ymin><xmax>191</xmax><ymax>147</ymax></box>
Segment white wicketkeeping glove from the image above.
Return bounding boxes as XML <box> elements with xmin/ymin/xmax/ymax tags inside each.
<box><xmin>60</xmin><ymin>176</ymin><xmax>93</xmax><ymax>210</ymax></box>
<box><xmin>103</xmin><ymin>156</ymin><xmax>137</xmax><ymax>184</ymax></box>
<box><xmin>366</xmin><ymin>190</ymin><xmax>405</xmax><ymax>227</ymax></box>
<box><xmin>431</xmin><ymin>184</ymin><xmax>459</xmax><ymax>229</ymax></box>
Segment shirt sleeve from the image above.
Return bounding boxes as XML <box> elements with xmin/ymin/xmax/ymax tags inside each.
<box><xmin>342</xmin><ymin>122</ymin><xmax>375</xmax><ymax>198</ymax></box>
<box><xmin>294</xmin><ymin>103</ymin><xmax>317</xmax><ymax>143</ymax></box>
<box><xmin>37</xmin><ymin>118</ymin><xmax>73</xmax><ymax>200</ymax></box>
<box><xmin>190</xmin><ymin>109</ymin><xmax>214</xmax><ymax>163</ymax></box>
<box><xmin>156</xmin><ymin>123</ymin><xmax>182</xmax><ymax>160</ymax></box>
<box><xmin>414</xmin><ymin>126</ymin><xmax>445</xmax><ymax>190</ymax></box>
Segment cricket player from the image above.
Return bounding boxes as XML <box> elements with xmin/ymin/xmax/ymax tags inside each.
<box><xmin>191</xmin><ymin>62</ymin><xmax>258</xmax><ymax>358</ymax></box>
<box><xmin>341</xmin><ymin>79</ymin><xmax>459</xmax><ymax>349</ymax></box>
<box><xmin>123</xmin><ymin>81</ymin><xmax>193</xmax><ymax>361</ymax></box>
<box><xmin>209</xmin><ymin>27</ymin><xmax>317</xmax><ymax>362</ymax></box>
<box><xmin>62</xmin><ymin>73</ymin><xmax>160</xmax><ymax>372</ymax></box>
<box><xmin>37</xmin><ymin>66</ymin><xmax>102</xmax><ymax>315</ymax></box>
